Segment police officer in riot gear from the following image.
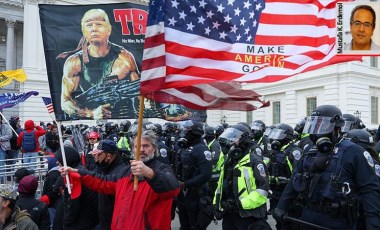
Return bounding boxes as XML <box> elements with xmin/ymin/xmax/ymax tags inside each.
<box><xmin>344</xmin><ymin>129</ymin><xmax>380</xmax><ymax>230</ymax></box>
<box><xmin>294</xmin><ymin>117</ymin><xmax>314</xmax><ymax>153</ymax></box>
<box><xmin>250</xmin><ymin>120</ymin><xmax>271</xmax><ymax>156</ymax></box>
<box><xmin>341</xmin><ymin>113</ymin><xmax>366</xmax><ymax>134</ymax></box>
<box><xmin>213</xmin><ymin>124</ymin><xmax>225</xmax><ymax>140</ymax></box>
<box><xmin>274</xmin><ymin>105</ymin><xmax>380</xmax><ymax>230</ymax></box>
<box><xmin>153</xmin><ymin>123</ymin><xmax>170</xmax><ymax>164</ymax></box>
<box><xmin>104</xmin><ymin>122</ymin><xmax>118</xmax><ymax>142</ymax></box>
<box><xmin>267</xmin><ymin>123</ymin><xmax>302</xmax><ymax>222</ymax></box>
<box><xmin>175</xmin><ymin>120</ymin><xmax>212</xmax><ymax>230</ymax></box>
<box><xmin>213</xmin><ymin>124</ymin><xmax>270</xmax><ymax>229</ymax></box>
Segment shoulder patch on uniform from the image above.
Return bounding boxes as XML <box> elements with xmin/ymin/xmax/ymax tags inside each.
<box><xmin>160</xmin><ymin>148</ymin><xmax>167</xmax><ymax>158</ymax></box>
<box><xmin>363</xmin><ymin>151</ymin><xmax>374</xmax><ymax>167</ymax></box>
<box><xmin>255</xmin><ymin>148</ymin><xmax>262</xmax><ymax>156</ymax></box>
<box><xmin>292</xmin><ymin>150</ymin><xmax>302</xmax><ymax>160</ymax></box>
<box><xmin>375</xmin><ymin>164</ymin><xmax>380</xmax><ymax>177</ymax></box>
<box><xmin>204</xmin><ymin>151</ymin><xmax>212</xmax><ymax>161</ymax></box>
<box><xmin>257</xmin><ymin>163</ymin><xmax>266</xmax><ymax>177</ymax></box>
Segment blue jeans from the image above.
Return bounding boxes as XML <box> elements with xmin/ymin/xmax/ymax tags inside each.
<box><xmin>23</xmin><ymin>152</ymin><xmax>38</xmax><ymax>170</ymax></box>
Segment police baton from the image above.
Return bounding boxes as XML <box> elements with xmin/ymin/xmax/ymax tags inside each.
<box><xmin>283</xmin><ymin>215</ymin><xmax>332</xmax><ymax>230</ymax></box>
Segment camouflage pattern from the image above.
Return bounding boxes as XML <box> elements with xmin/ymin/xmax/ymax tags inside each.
<box><xmin>0</xmin><ymin>184</ymin><xmax>18</xmax><ymax>200</ymax></box>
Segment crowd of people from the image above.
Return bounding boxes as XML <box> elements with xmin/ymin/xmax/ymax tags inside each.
<box><xmin>0</xmin><ymin>104</ymin><xmax>380</xmax><ymax>229</ymax></box>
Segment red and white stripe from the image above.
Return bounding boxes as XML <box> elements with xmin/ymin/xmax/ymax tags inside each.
<box><xmin>141</xmin><ymin>0</ymin><xmax>360</xmax><ymax>110</ymax></box>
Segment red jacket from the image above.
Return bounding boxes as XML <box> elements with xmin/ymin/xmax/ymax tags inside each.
<box><xmin>17</xmin><ymin>120</ymin><xmax>46</xmax><ymax>153</ymax></box>
<box><xmin>78</xmin><ymin>158</ymin><xmax>179</xmax><ymax>230</ymax></box>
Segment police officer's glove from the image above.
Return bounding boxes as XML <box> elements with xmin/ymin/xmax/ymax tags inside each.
<box><xmin>223</xmin><ymin>199</ymin><xmax>240</xmax><ymax>212</ymax></box>
<box><xmin>273</xmin><ymin>208</ymin><xmax>286</xmax><ymax>223</ymax></box>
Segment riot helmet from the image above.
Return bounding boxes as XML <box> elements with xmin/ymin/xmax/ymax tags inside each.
<box><xmin>204</xmin><ymin>126</ymin><xmax>216</xmax><ymax>143</ymax></box>
<box><xmin>119</xmin><ymin>120</ymin><xmax>131</xmax><ymax>132</ymax></box>
<box><xmin>344</xmin><ymin>129</ymin><xmax>374</xmax><ymax>150</ymax></box>
<box><xmin>268</xmin><ymin>123</ymin><xmax>294</xmax><ymax>150</ymax></box>
<box><xmin>218</xmin><ymin>124</ymin><xmax>251</xmax><ymax>160</ymax></box>
<box><xmin>294</xmin><ymin>117</ymin><xmax>306</xmax><ymax>134</ymax></box>
<box><xmin>250</xmin><ymin>120</ymin><xmax>266</xmax><ymax>140</ymax></box>
<box><xmin>213</xmin><ymin>124</ymin><xmax>225</xmax><ymax>139</ymax></box>
<box><xmin>105</xmin><ymin>122</ymin><xmax>116</xmax><ymax>134</ymax></box>
<box><xmin>152</xmin><ymin>123</ymin><xmax>163</xmax><ymax>135</ymax></box>
<box><xmin>130</xmin><ymin>121</ymin><xmax>155</xmax><ymax>136</ymax></box>
<box><xmin>177</xmin><ymin>120</ymin><xmax>204</xmax><ymax>148</ymax></box>
<box><xmin>303</xmin><ymin>105</ymin><xmax>344</xmax><ymax>153</ymax></box>
<box><xmin>341</xmin><ymin>114</ymin><xmax>358</xmax><ymax>133</ymax></box>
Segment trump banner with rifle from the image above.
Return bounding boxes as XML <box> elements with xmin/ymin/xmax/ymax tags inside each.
<box><xmin>39</xmin><ymin>2</ymin><xmax>206</xmax><ymax>122</ymax></box>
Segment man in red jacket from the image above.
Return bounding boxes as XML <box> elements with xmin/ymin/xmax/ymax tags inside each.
<box><xmin>17</xmin><ymin>120</ymin><xmax>46</xmax><ymax>170</ymax></box>
<box><xmin>61</xmin><ymin>130</ymin><xmax>179</xmax><ymax>230</ymax></box>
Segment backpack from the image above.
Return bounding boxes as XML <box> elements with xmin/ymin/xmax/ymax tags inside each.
<box><xmin>22</xmin><ymin>131</ymin><xmax>36</xmax><ymax>152</ymax></box>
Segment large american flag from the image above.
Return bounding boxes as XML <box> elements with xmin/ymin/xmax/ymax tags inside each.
<box><xmin>42</xmin><ymin>97</ymin><xmax>54</xmax><ymax>114</ymax></box>
<box><xmin>141</xmin><ymin>0</ymin><xmax>360</xmax><ymax>110</ymax></box>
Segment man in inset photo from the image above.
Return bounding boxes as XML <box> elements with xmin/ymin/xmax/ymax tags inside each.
<box><xmin>345</xmin><ymin>5</ymin><xmax>380</xmax><ymax>51</ymax></box>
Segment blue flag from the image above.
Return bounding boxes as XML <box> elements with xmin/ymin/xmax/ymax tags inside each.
<box><xmin>0</xmin><ymin>91</ymin><xmax>39</xmax><ymax>110</ymax></box>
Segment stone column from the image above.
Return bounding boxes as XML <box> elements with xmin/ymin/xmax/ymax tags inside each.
<box><xmin>5</xmin><ymin>18</ymin><xmax>16</xmax><ymax>70</ymax></box>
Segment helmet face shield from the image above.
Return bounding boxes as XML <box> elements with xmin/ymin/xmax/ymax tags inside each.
<box><xmin>268</xmin><ymin>128</ymin><xmax>287</xmax><ymax>140</ymax></box>
<box><xmin>341</xmin><ymin>121</ymin><xmax>354</xmax><ymax>133</ymax></box>
<box><xmin>218</xmin><ymin>127</ymin><xmax>244</xmax><ymax>146</ymax></box>
<box><xmin>250</xmin><ymin>122</ymin><xmax>263</xmax><ymax>131</ymax></box>
<box><xmin>303</xmin><ymin>116</ymin><xmax>336</xmax><ymax>135</ymax></box>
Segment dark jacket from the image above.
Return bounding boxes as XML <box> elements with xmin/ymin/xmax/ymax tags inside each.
<box><xmin>54</xmin><ymin>146</ymin><xmax>99</xmax><ymax>230</ymax></box>
<box><xmin>78</xmin><ymin>157</ymin><xmax>179</xmax><ymax>230</ymax></box>
<box><xmin>2</xmin><ymin>206</ymin><xmax>39</xmax><ymax>230</ymax></box>
<box><xmin>97</xmin><ymin>156</ymin><xmax>125</xmax><ymax>230</ymax></box>
<box><xmin>45</xmin><ymin>131</ymin><xmax>60</xmax><ymax>152</ymax></box>
<box><xmin>16</xmin><ymin>194</ymin><xmax>50</xmax><ymax>230</ymax></box>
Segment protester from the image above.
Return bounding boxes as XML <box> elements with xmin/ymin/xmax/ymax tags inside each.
<box><xmin>60</xmin><ymin>130</ymin><xmax>179</xmax><ymax>230</ymax></box>
<box><xmin>0</xmin><ymin>115</ymin><xmax>13</xmax><ymax>183</ymax></box>
<box><xmin>0</xmin><ymin>184</ymin><xmax>39</xmax><ymax>230</ymax></box>
<box><xmin>84</xmin><ymin>131</ymin><xmax>100</xmax><ymax>171</ymax></box>
<box><xmin>90</xmin><ymin>140</ymin><xmax>125</xmax><ymax>230</ymax></box>
<box><xmin>41</xmin><ymin>156</ymin><xmax>61</xmax><ymax>229</ymax></box>
<box><xmin>45</xmin><ymin>125</ymin><xmax>60</xmax><ymax>153</ymax></box>
<box><xmin>17</xmin><ymin>119</ymin><xmax>46</xmax><ymax>169</ymax></box>
<box><xmin>54</xmin><ymin>146</ymin><xmax>99</xmax><ymax>230</ymax></box>
<box><xmin>14</xmin><ymin>167</ymin><xmax>35</xmax><ymax>188</ymax></box>
<box><xmin>8</xmin><ymin>116</ymin><xmax>22</xmax><ymax>165</ymax></box>
<box><xmin>16</xmin><ymin>175</ymin><xmax>50</xmax><ymax>230</ymax></box>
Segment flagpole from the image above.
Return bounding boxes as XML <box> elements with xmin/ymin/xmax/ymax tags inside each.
<box><xmin>57</xmin><ymin>121</ymin><xmax>72</xmax><ymax>194</ymax></box>
<box><xmin>134</xmin><ymin>95</ymin><xmax>145</xmax><ymax>191</ymax></box>
<box><xmin>0</xmin><ymin>112</ymin><xmax>19</xmax><ymax>137</ymax></box>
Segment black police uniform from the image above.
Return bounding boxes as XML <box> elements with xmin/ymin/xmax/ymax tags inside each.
<box><xmin>175</xmin><ymin>141</ymin><xmax>212</xmax><ymax>230</ymax></box>
<box><xmin>276</xmin><ymin>140</ymin><xmax>380</xmax><ymax>229</ymax></box>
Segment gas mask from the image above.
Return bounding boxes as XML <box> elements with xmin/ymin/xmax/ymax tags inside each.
<box><xmin>177</xmin><ymin>138</ymin><xmax>188</xmax><ymax>149</ymax></box>
<box><xmin>252</xmin><ymin>130</ymin><xmax>262</xmax><ymax>140</ymax></box>
<box><xmin>271</xmin><ymin>140</ymin><xmax>282</xmax><ymax>151</ymax></box>
<box><xmin>228</xmin><ymin>145</ymin><xmax>243</xmax><ymax>160</ymax></box>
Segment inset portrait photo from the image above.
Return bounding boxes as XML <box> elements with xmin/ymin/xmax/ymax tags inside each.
<box><xmin>336</xmin><ymin>2</ymin><xmax>380</xmax><ymax>55</ymax></box>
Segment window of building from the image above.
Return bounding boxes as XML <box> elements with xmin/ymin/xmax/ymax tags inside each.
<box><xmin>370</xmin><ymin>57</ymin><xmax>378</xmax><ymax>68</ymax></box>
<box><xmin>306</xmin><ymin>97</ymin><xmax>317</xmax><ymax>116</ymax></box>
<box><xmin>272</xmin><ymin>101</ymin><xmax>280</xmax><ymax>124</ymax></box>
<box><xmin>371</xmin><ymin>96</ymin><xmax>378</xmax><ymax>124</ymax></box>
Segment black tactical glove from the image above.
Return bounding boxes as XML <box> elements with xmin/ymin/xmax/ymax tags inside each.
<box><xmin>273</xmin><ymin>208</ymin><xmax>287</xmax><ymax>223</ymax></box>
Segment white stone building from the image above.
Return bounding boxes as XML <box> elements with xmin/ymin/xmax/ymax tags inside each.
<box><xmin>1</xmin><ymin>0</ymin><xmax>380</xmax><ymax>129</ymax></box>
